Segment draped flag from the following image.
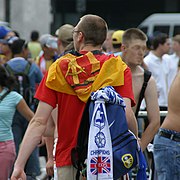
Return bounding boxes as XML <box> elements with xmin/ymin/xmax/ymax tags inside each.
<box><xmin>46</xmin><ymin>51</ymin><xmax>127</xmax><ymax>102</ymax></box>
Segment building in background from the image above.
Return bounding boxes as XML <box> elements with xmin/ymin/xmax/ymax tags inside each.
<box><xmin>0</xmin><ymin>0</ymin><xmax>180</xmax><ymax>40</ymax></box>
<box><xmin>0</xmin><ymin>0</ymin><xmax>52</xmax><ymax>40</ymax></box>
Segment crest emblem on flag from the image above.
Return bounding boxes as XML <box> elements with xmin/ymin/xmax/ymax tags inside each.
<box><xmin>95</xmin><ymin>132</ymin><xmax>106</xmax><ymax>148</ymax></box>
<box><xmin>93</xmin><ymin>104</ymin><xmax>105</xmax><ymax>129</ymax></box>
<box><xmin>90</xmin><ymin>156</ymin><xmax>111</xmax><ymax>175</ymax></box>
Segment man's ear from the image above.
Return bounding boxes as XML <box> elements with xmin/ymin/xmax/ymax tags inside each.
<box><xmin>121</xmin><ymin>44</ymin><xmax>126</xmax><ymax>52</ymax></box>
<box><xmin>78</xmin><ymin>32</ymin><xmax>84</xmax><ymax>42</ymax></box>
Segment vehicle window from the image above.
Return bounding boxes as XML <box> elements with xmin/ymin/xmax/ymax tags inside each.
<box><xmin>153</xmin><ymin>25</ymin><xmax>170</xmax><ymax>35</ymax></box>
<box><xmin>173</xmin><ymin>26</ymin><xmax>180</xmax><ymax>36</ymax></box>
<box><xmin>139</xmin><ymin>27</ymin><xmax>148</xmax><ymax>34</ymax></box>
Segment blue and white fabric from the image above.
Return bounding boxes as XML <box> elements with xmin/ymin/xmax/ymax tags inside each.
<box><xmin>87</xmin><ymin>86</ymin><xmax>125</xmax><ymax>180</ymax></box>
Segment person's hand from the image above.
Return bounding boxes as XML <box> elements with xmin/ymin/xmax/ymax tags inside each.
<box><xmin>46</xmin><ymin>158</ymin><xmax>54</xmax><ymax>177</ymax></box>
<box><xmin>82</xmin><ymin>176</ymin><xmax>87</xmax><ymax>180</ymax></box>
<box><xmin>11</xmin><ymin>167</ymin><xmax>26</xmax><ymax>180</ymax></box>
<box><xmin>137</xmin><ymin>137</ymin><xmax>146</xmax><ymax>151</ymax></box>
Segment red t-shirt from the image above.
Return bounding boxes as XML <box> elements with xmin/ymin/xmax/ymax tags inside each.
<box><xmin>35</xmin><ymin>53</ymin><xmax>135</xmax><ymax>167</ymax></box>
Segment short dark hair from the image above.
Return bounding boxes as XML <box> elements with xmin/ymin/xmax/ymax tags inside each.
<box><xmin>10</xmin><ymin>39</ymin><xmax>27</xmax><ymax>55</ymax></box>
<box><xmin>78</xmin><ymin>14</ymin><xmax>108</xmax><ymax>46</ymax></box>
<box><xmin>122</xmin><ymin>28</ymin><xmax>147</xmax><ymax>45</ymax></box>
<box><xmin>0</xmin><ymin>65</ymin><xmax>16</xmax><ymax>90</ymax></box>
<box><xmin>151</xmin><ymin>32</ymin><xmax>168</xmax><ymax>50</ymax></box>
<box><xmin>30</xmin><ymin>31</ymin><xmax>39</xmax><ymax>41</ymax></box>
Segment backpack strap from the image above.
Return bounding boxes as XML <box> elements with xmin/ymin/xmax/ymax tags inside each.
<box><xmin>0</xmin><ymin>89</ymin><xmax>10</xmax><ymax>102</ymax></box>
<box><xmin>4</xmin><ymin>63</ymin><xmax>14</xmax><ymax>76</ymax></box>
<box><xmin>135</xmin><ymin>70</ymin><xmax>151</xmax><ymax>118</ymax></box>
<box><xmin>24</xmin><ymin>61</ymin><xmax>31</xmax><ymax>75</ymax></box>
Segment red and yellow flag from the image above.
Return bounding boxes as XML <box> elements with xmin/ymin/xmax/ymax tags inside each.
<box><xmin>46</xmin><ymin>52</ymin><xmax>127</xmax><ymax>102</ymax></box>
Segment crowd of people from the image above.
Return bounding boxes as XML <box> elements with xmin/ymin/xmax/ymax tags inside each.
<box><xmin>0</xmin><ymin>14</ymin><xmax>179</xmax><ymax>180</ymax></box>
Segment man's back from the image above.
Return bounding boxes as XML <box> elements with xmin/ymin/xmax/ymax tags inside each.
<box><xmin>35</xmin><ymin>51</ymin><xmax>135</xmax><ymax>167</ymax></box>
<box><xmin>28</xmin><ymin>41</ymin><xmax>42</xmax><ymax>59</ymax></box>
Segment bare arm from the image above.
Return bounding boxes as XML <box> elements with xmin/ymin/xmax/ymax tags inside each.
<box><xmin>11</xmin><ymin>101</ymin><xmax>53</xmax><ymax>180</ymax></box>
<box><xmin>16</xmin><ymin>98</ymin><xmax>34</xmax><ymax>121</ymax></box>
<box><xmin>45</xmin><ymin>136</ymin><xmax>54</xmax><ymax>177</ymax></box>
<box><xmin>44</xmin><ymin>114</ymin><xmax>55</xmax><ymax>137</ymax></box>
<box><xmin>44</xmin><ymin>107</ymin><xmax>58</xmax><ymax>137</ymax></box>
<box><xmin>45</xmin><ymin>107</ymin><xmax>58</xmax><ymax>176</ymax></box>
<box><xmin>124</xmin><ymin>97</ymin><xmax>138</xmax><ymax>137</ymax></box>
<box><xmin>141</xmin><ymin>77</ymin><xmax>160</xmax><ymax>151</ymax></box>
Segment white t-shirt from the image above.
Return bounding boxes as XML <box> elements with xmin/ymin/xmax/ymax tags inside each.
<box><xmin>163</xmin><ymin>53</ymin><xmax>179</xmax><ymax>89</ymax></box>
<box><xmin>144</xmin><ymin>51</ymin><xmax>170</xmax><ymax>107</ymax></box>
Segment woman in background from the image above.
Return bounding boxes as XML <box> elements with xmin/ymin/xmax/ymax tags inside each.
<box><xmin>0</xmin><ymin>65</ymin><xmax>34</xmax><ymax>179</ymax></box>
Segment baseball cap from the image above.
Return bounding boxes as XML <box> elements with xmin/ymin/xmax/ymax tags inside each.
<box><xmin>39</xmin><ymin>34</ymin><xmax>52</xmax><ymax>46</ymax></box>
<box><xmin>39</xmin><ymin>34</ymin><xmax>58</xmax><ymax>49</ymax></box>
<box><xmin>56</xmin><ymin>24</ymin><xmax>74</xmax><ymax>43</ymax></box>
<box><xmin>112</xmin><ymin>30</ymin><xmax>125</xmax><ymax>45</ymax></box>
<box><xmin>0</xmin><ymin>26</ymin><xmax>11</xmax><ymax>39</ymax></box>
<box><xmin>46</xmin><ymin>36</ymin><xmax>58</xmax><ymax>49</ymax></box>
<box><xmin>0</xmin><ymin>36</ymin><xmax>19</xmax><ymax>45</ymax></box>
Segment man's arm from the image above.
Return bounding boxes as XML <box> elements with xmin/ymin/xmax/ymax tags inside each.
<box><xmin>124</xmin><ymin>97</ymin><xmax>138</xmax><ymax>137</ymax></box>
<box><xmin>45</xmin><ymin>136</ymin><xmax>55</xmax><ymax>177</ymax></box>
<box><xmin>44</xmin><ymin>114</ymin><xmax>55</xmax><ymax>137</ymax></box>
<box><xmin>45</xmin><ymin>107</ymin><xmax>58</xmax><ymax>176</ymax></box>
<box><xmin>11</xmin><ymin>101</ymin><xmax>53</xmax><ymax>180</ymax></box>
<box><xmin>141</xmin><ymin>77</ymin><xmax>160</xmax><ymax>151</ymax></box>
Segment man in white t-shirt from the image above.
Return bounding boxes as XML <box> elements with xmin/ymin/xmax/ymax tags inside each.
<box><xmin>144</xmin><ymin>32</ymin><xmax>171</xmax><ymax>124</ymax></box>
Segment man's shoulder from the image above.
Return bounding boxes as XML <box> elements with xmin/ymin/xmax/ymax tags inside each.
<box><xmin>137</xmin><ymin>65</ymin><xmax>144</xmax><ymax>73</ymax></box>
<box><xmin>6</xmin><ymin>57</ymin><xmax>28</xmax><ymax>71</ymax></box>
<box><xmin>144</xmin><ymin>51</ymin><xmax>157</xmax><ymax>59</ymax></box>
<box><xmin>132</xmin><ymin>66</ymin><xmax>144</xmax><ymax>84</ymax></box>
<box><xmin>8</xmin><ymin>57</ymin><xmax>26</xmax><ymax>64</ymax></box>
<box><xmin>144</xmin><ymin>53</ymin><xmax>152</xmax><ymax>61</ymax></box>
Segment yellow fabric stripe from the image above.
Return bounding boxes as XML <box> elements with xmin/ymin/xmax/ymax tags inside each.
<box><xmin>86</xmin><ymin>52</ymin><xmax>100</xmax><ymax>74</ymax></box>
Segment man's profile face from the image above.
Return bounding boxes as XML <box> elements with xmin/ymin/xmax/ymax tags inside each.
<box><xmin>124</xmin><ymin>39</ymin><xmax>147</xmax><ymax>66</ymax></box>
<box><xmin>161</xmin><ymin>38</ymin><xmax>171</xmax><ymax>54</ymax></box>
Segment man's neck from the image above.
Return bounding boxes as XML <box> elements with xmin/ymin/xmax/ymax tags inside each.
<box><xmin>127</xmin><ymin>63</ymin><xmax>139</xmax><ymax>73</ymax></box>
<box><xmin>122</xmin><ymin>55</ymin><xmax>137</xmax><ymax>72</ymax></box>
<box><xmin>79</xmin><ymin>44</ymin><xmax>102</xmax><ymax>52</ymax></box>
<box><xmin>58</xmin><ymin>46</ymin><xmax>65</xmax><ymax>55</ymax></box>
<box><xmin>152</xmin><ymin>50</ymin><xmax>163</xmax><ymax>58</ymax></box>
<box><xmin>14</xmin><ymin>54</ymin><xmax>24</xmax><ymax>58</ymax></box>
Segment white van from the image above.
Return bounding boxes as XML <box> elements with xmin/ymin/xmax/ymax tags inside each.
<box><xmin>138</xmin><ymin>13</ymin><xmax>180</xmax><ymax>38</ymax></box>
